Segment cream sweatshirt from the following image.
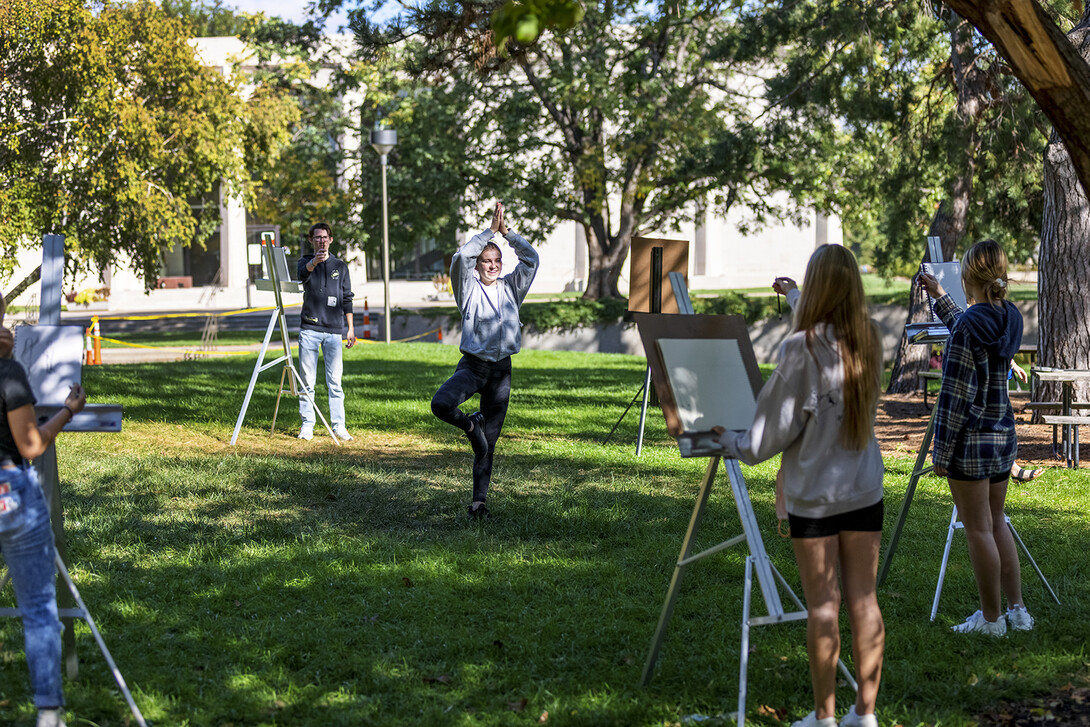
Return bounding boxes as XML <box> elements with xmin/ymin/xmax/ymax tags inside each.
<box><xmin>715</xmin><ymin>322</ymin><xmax>884</xmax><ymax>519</ymax></box>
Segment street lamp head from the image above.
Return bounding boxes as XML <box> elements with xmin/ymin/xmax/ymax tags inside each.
<box><xmin>370</xmin><ymin>128</ymin><xmax>397</xmax><ymax>156</ymax></box>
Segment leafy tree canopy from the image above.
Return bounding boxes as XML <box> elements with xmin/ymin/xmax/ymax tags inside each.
<box><xmin>0</xmin><ymin>0</ymin><xmax>296</xmax><ymax>291</ymax></box>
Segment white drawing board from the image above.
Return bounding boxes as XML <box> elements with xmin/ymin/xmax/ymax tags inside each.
<box><xmin>922</xmin><ymin>261</ymin><xmax>968</xmax><ymax>314</ymax></box>
<box><xmin>657</xmin><ymin>338</ymin><xmax>757</xmax><ymax>432</ymax></box>
<box><xmin>14</xmin><ymin>325</ymin><xmax>83</xmax><ymax>405</ymax></box>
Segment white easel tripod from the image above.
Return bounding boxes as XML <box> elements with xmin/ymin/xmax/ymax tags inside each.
<box><xmin>640</xmin><ymin>456</ymin><xmax>857</xmax><ymax>726</ymax></box>
<box><xmin>230</xmin><ymin>233</ymin><xmax>338</xmax><ymax>446</ymax></box>
<box><xmin>632</xmin><ymin>310</ymin><xmax>857</xmax><ymax>726</ymax></box>
<box><xmin>0</xmin><ymin>233</ymin><xmax>146</xmax><ymax>725</ymax></box>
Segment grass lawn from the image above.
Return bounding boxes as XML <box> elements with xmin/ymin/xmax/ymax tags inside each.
<box><xmin>1</xmin><ymin>344</ymin><xmax>1085</xmax><ymax>726</ymax></box>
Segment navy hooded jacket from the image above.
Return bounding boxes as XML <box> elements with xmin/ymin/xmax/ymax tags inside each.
<box><xmin>931</xmin><ymin>293</ymin><xmax>1023</xmax><ymax>477</ymax></box>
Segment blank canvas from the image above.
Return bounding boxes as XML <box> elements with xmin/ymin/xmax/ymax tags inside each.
<box><xmin>657</xmin><ymin>338</ymin><xmax>757</xmax><ymax>432</ymax></box>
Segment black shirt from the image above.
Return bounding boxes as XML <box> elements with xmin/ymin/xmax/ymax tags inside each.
<box><xmin>0</xmin><ymin>358</ymin><xmax>36</xmax><ymax>463</ymax></box>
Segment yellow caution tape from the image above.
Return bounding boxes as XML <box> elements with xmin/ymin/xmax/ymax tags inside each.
<box><xmin>92</xmin><ymin>302</ymin><xmax>301</xmax><ymax>322</ymax></box>
<box><xmin>92</xmin><ymin>336</ymin><xmax>253</xmax><ymax>356</ymax></box>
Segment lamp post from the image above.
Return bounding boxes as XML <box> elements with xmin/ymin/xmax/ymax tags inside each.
<box><xmin>369</xmin><ymin>128</ymin><xmax>397</xmax><ymax>343</ymax></box>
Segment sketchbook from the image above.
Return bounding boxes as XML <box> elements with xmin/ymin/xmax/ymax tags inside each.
<box><xmin>656</xmin><ymin>338</ymin><xmax>757</xmax><ymax>457</ymax></box>
<box><xmin>922</xmin><ymin>261</ymin><xmax>968</xmax><ymax>311</ymax></box>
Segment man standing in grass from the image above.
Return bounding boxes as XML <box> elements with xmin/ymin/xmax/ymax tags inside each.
<box><xmin>297</xmin><ymin>223</ymin><xmax>356</xmax><ymax>442</ymax></box>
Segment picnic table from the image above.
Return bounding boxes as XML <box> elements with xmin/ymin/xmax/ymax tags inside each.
<box><xmin>1031</xmin><ymin>367</ymin><xmax>1090</xmax><ymax>468</ymax></box>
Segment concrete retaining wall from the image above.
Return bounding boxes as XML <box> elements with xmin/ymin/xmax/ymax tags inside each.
<box><xmin>393</xmin><ymin>300</ymin><xmax>1039</xmax><ymax>365</ymax></box>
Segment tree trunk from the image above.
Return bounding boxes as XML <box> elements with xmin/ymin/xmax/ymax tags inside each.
<box><xmin>943</xmin><ymin>0</ymin><xmax>1090</xmax><ymax>198</ymax></box>
<box><xmin>580</xmin><ymin>221</ymin><xmax>627</xmax><ymax>301</ymax></box>
<box><xmin>1037</xmin><ymin>8</ymin><xmax>1090</xmax><ymax>409</ymax></box>
<box><xmin>887</xmin><ymin>18</ymin><xmax>985</xmax><ymax>394</ymax></box>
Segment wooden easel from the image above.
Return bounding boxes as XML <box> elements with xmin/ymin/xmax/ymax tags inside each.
<box><xmin>230</xmin><ymin>234</ymin><xmax>337</xmax><ymax>445</ymax></box>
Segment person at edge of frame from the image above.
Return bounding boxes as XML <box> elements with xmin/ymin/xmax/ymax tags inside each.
<box><xmin>430</xmin><ymin>202</ymin><xmax>539</xmax><ymax>519</ymax></box>
<box><xmin>296</xmin><ymin>222</ymin><xmax>357</xmax><ymax>442</ymax></box>
<box><xmin>714</xmin><ymin>245</ymin><xmax>886</xmax><ymax>727</ymax></box>
<box><xmin>0</xmin><ymin>292</ymin><xmax>87</xmax><ymax>727</ymax></box>
<box><xmin>919</xmin><ymin>238</ymin><xmax>1033</xmax><ymax>637</ymax></box>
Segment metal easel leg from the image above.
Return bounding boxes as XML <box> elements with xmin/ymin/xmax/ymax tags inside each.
<box><xmin>931</xmin><ymin>509</ymin><xmax>1059</xmax><ymax>622</ymax></box>
<box><xmin>602</xmin><ymin>382</ymin><xmax>646</xmax><ymax>446</ymax></box>
<box><xmin>54</xmin><ymin>554</ymin><xmax>148</xmax><ymax>727</ymax></box>
<box><xmin>271</xmin><ymin>365</ymin><xmax>289</xmax><ymax>434</ymax></box>
<box><xmin>635</xmin><ymin>365</ymin><xmax>652</xmax><ymax>457</ymax></box>
<box><xmin>640</xmin><ymin>456</ymin><xmax>720</xmax><ymax>686</ymax></box>
<box><xmin>737</xmin><ymin>556</ymin><xmax>754</xmax><ymax>727</ymax></box>
<box><xmin>230</xmin><ymin>310</ymin><xmax>280</xmax><ymax>445</ymax></box>
<box><xmin>878</xmin><ymin>404</ymin><xmax>938</xmax><ymax>585</ymax></box>
<box><xmin>1007</xmin><ymin>518</ymin><xmax>1061</xmax><ymax>604</ymax></box>
<box><xmin>930</xmin><ymin>506</ymin><xmax>961</xmax><ymax>621</ymax></box>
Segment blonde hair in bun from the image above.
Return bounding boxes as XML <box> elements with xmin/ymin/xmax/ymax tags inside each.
<box><xmin>962</xmin><ymin>239</ymin><xmax>1009</xmax><ymax>306</ymax></box>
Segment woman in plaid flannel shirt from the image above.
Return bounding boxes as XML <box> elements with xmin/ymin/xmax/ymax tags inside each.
<box><xmin>919</xmin><ymin>239</ymin><xmax>1033</xmax><ymax>636</ymax></box>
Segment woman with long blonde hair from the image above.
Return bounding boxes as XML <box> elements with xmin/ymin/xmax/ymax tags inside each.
<box><xmin>715</xmin><ymin>244</ymin><xmax>885</xmax><ymax>727</ymax></box>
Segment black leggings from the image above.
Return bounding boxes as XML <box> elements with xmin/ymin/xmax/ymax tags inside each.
<box><xmin>431</xmin><ymin>354</ymin><xmax>512</xmax><ymax>503</ymax></box>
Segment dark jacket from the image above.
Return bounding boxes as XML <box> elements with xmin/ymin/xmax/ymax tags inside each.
<box><xmin>297</xmin><ymin>254</ymin><xmax>354</xmax><ymax>334</ymax></box>
<box><xmin>932</xmin><ymin>294</ymin><xmax>1023</xmax><ymax>477</ymax></box>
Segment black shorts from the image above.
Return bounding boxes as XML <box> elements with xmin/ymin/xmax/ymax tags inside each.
<box><xmin>945</xmin><ymin>462</ymin><xmax>1010</xmax><ymax>484</ymax></box>
<box><xmin>788</xmin><ymin>499</ymin><xmax>884</xmax><ymax>539</ymax></box>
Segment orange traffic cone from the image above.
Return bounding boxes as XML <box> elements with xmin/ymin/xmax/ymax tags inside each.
<box><xmin>85</xmin><ymin>325</ymin><xmax>94</xmax><ymax>365</ymax></box>
<box><xmin>92</xmin><ymin>316</ymin><xmax>102</xmax><ymax>365</ymax></box>
<box><xmin>363</xmin><ymin>297</ymin><xmax>371</xmax><ymax>340</ymax></box>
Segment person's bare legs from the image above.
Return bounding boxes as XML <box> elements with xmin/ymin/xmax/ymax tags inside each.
<box><xmin>792</xmin><ymin>535</ymin><xmax>840</xmax><ymax>720</ymax></box>
<box><xmin>949</xmin><ymin>478</ymin><xmax>1002</xmax><ymax>621</ymax></box>
<box><xmin>839</xmin><ymin>530</ymin><xmax>884</xmax><ymax>715</ymax></box>
<box><xmin>988</xmin><ymin>479</ymin><xmax>1024</xmax><ymax>608</ymax></box>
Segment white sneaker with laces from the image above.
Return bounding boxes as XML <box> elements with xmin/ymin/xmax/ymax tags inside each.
<box><xmin>789</xmin><ymin>711</ymin><xmax>837</xmax><ymax>727</ymax></box>
<box><xmin>951</xmin><ymin>609</ymin><xmax>1006</xmax><ymax>636</ymax></box>
<box><xmin>333</xmin><ymin>426</ymin><xmax>354</xmax><ymax>442</ymax></box>
<box><xmin>839</xmin><ymin>704</ymin><xmax>879</xmax><ymax>727</ymax></box>
<box><xmin>1006</xmin><ymin>604</ymin><xmax>1034</xmax><ymax>631</ymax></box>
<box><xmin>297</xmin><ymin>427</ymin><xmax>314</xmax><ymax>441</ymax></box>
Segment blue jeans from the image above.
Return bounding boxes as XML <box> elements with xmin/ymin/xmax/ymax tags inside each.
<box><xmin>298</xmin><ymin>329</ymin><xmax>346</xmax><ymax>430</ymax></box>
<box><xmin>0</xmin><ymin>466</ymin><xmax>64</xmax><ymax>708</ymax></box>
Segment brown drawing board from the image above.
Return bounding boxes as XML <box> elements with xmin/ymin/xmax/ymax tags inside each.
<box><xmin>628</xmin><ymin>237</ymin><xmax>689</xmax><ymax>314</ymax></box>
<box><xmin>632</xmin><ymin>313</ymin><xmax>764</xmax><ymax>438</ymax></box>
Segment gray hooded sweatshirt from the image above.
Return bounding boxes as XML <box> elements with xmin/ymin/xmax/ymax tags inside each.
<box><xmin>451</xmin><ymin>228</ymin><xmax>539</xmax><ymax>362</ymax></box>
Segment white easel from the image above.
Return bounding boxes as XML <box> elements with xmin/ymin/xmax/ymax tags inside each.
<box><xmin>0</xmin><ymin>233</ymin><xmax>146</xmax><ymax>726</ymax></box>
<box><xmin>640</xmin><ymin>456</ymin><xmax>857</xmax><ymax>725</ymax></box>
<box><xmin>632</xmin><ymin>309</ymin><xmax>856</xmax><ymax>726</ymax></box>
<box><xmin>230</xmin><ymin>233</ymin><xmax>337</xmax><ymax>445</ymax></box>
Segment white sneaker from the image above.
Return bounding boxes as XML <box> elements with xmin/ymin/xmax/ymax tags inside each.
<box><xmin>840</xmin><ymin>704</ymin><xmax>879</xmax><ymax>727</ymax></box>
<box><xmin>1006</xmin><ymin>604</ymin><xmax>1034</xmax><ymax>631</ymax></box>
<box><xmin>37</xmin><ymin>709</ymin><xmax>66</xmax><ymax>727</ymax></box>
<box><xmin>297</xmin><ymin>427</ymin><xmax>313</xmax><ymax>441</ymax></box>
<box><xmin>333</xmin><ymin>426</ymin><xmax>354</xmax><ymax>442</ymax></box>
<box><xmin>790</xmin><ymin>711</ymin><xmax>837</xmax><ymax>727</ymax></box>
<box><xmin>951</xmin><ymin>609</ymin><xmax>1006</xmax><ymax>636</ymax></box>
